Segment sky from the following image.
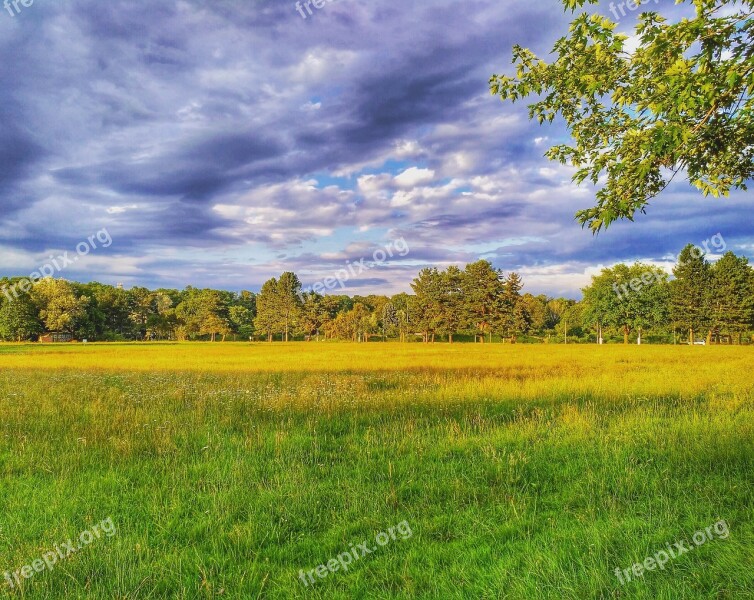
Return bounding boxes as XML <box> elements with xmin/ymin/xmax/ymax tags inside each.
<box><xmin>0</xmin><ymin>0</ymin><xmax>751</xmax><ymax>299</ymax></box>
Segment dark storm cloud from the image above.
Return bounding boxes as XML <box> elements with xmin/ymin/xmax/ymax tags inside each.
<box><xmin>52</xmin><ymin>130</ymin><xmax>286</xmax><ymax>201</ymax></box>
<box><xmin>0</xmin><ymin>124</ymin><xmax>46</xmax><ymax>221</ymax></box>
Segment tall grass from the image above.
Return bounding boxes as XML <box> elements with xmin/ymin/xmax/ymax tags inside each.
<box><xmin>0</xmin><ymin>344</ymin><xmax>751</xmax><ymax>598</ymax></box>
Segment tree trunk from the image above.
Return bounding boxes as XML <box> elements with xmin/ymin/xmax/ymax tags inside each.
<box><xmin>449</xmin><ymin>333</ymin><xmax>453</xmax><ymax>344</ymax></box>
<box><xmin>623</xmin><ymin>326</ymin><xmax>629</xmax><ymax>345</ymax></box>
<box><xmin>689</xmin><ymin>327</ymin><xmax>694</xmax><ymax>345</ymax></box>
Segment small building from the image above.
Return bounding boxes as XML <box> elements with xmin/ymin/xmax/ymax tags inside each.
<box><xmin>40</xmin><ymin>332</ymin><xmax>74</xmax><ymax>343</ymax></box>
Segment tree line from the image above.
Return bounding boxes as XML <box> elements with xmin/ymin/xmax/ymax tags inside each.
<box><xmin>0</xmin><ymin>261</ymin><xmax>549</xmax><ymax>343</ymax></box>
<box><xmin>582</xmin><ymin>245</ymin><xmax>754</xmax><ymax>345</ymax></box>
<box><xmin>1</xmin><ymin>247</ymin><xmax>752</xmax><ymax>343</ymax></box>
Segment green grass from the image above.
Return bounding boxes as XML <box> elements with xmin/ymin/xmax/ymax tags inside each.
<box><xmin>0</xmin><ymin>344</ymin><xmax>752</xmax><ymax>598</ymax></box>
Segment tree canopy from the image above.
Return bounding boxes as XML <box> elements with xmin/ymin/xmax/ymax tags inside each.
<box><xmin>1</xmin><ymin>247</ymin><xmax>753</xmax><ymax>344</ymax></box>
<box><xmin>582</xmin><ymin>263</ymin><xmax>669</xmax><ymax>343</ymax></box>
<box><xmin>490</xmin><ymin>0</ymin><xmax>754</xmax><ymax>231</ymax></box>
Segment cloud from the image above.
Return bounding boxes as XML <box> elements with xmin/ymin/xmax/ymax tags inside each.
<box><xmin>394</xmin><ymin>167</ymin><xmax>436</xmax><ymax>188</ymax></box>
<box><xmin>0</xmin><ymin>0</ymin><xmax>750</xmax><ymax>297</ymax></box>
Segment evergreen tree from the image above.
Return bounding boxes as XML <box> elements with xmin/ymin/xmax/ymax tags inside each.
<box><xmin>254</xmin><ymin>278</ymin><xmax>280</xmax><ymax>342</ymax></box>
<box><xmin>709</xmin><ymin>252</ymin><xmax>754</xmax><ymax>343</ymax></box>
<box><xmin>410</xmin><ymin>268</ymin><xmax>443</xmax><ymax>343</ymax></box>
<box><xmin>498</xmin><ymin>272</ymin><xmax>529</xmax><ymax>342</ymax></box>
<box><xmin>277</xmin><ymin>272</ymin><xmax>303</xmax><ymax>342</ymax></box>
<box><xmin>440</xmin><ymin>266</ymin><xmax>464</xmax><ymax>343</ymax></box>
<box><xmin>462</xmin><ymin>260</ymin><xmax>504</xmax><ymax>343</ymax></box>
<box><xmin>670</xmin><ymin>245</ymin><xmax>712</xmax><ymax>344</ymax></box>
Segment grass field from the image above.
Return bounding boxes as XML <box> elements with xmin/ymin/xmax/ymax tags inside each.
<box><xmin>0</xmin><ymin>343</ymin><xmax>752</xmax><ymax>599</ymax></box>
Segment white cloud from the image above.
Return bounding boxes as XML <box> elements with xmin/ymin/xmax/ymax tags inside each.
<box><xmin>106</xmin><ymin>204</ymin><xmax>138</xmax><ymax>214</ymax></box>
<box><xmin>394</xmin><ymin>167</ymin><xmax>435</xmax><ymax>188</ymax></box>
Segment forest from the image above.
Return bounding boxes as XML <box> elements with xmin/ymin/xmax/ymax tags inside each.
<box><xmin>1</xmin><ymin>244</ymin><xmax>752</xmax><ymax>344</ymax></box>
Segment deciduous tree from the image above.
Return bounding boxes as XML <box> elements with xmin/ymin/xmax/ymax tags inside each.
<box><xmin>0</xmin><ymin>293</ymin><xmax>42</xmax><ymax>341</ymax></box>
<box><xmin>491</xmin><ymin>0</ymin><xmax>754</xmax><ymax>231</ymax></box>
<box><xmin>583</xmin><ymin>263</ymin><xmax>669</xmax><ymax>344</ymax></box>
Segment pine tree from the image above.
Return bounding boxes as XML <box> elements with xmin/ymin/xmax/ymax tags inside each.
<box><xmin>276</xmin><ymin>272</ymin><xmax>303</xmax><ymax>342</ymax></box>
<box><xmin>462</xmin><ymin>260</ymin><xmax>504</xmax><ymax>343</ymax></box>
<box><xmin>254</xmin><ymin>278</ymin><xmax>280</xmax><ymax>342</ymax></box>
<box><xmin>709</xmin><ymin>252</ymin><xmax>754</xmax><ymax>344</ymax></box>
<box><xmin>440</xmin><ymin>266</ymin><xmax>464</xmax><ymax>343</ymax></box>
<box><xmin>498</xmin><ymin>272</ymin><xmax>529</xmax><ymax>343</ymax></box>
<box><xmin>670</xmin><ymin>245</ymin><xmax>712</xmax><ymax>344</ymax></box>
<box><xmin>410</xmin><ymin>268</ymin><xmax>443</xmax><ymax>343</ymax></box>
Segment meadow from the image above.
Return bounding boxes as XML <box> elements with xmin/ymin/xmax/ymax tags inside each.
<box><xmin>0</xmin><ymin>343</ymin><xmax>752</xmax><ymax>599</ymax></box>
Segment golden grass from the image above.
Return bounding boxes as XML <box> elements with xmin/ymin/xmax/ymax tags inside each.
<box><xmin>0</xmin><ymin>343</ymin><xmax>752</xmax><ymax>598</ymax></box>
<box><xmin>1</xmin><ymin>342</ymin><xmax>751</xmax><ymax>403</ymax></box>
